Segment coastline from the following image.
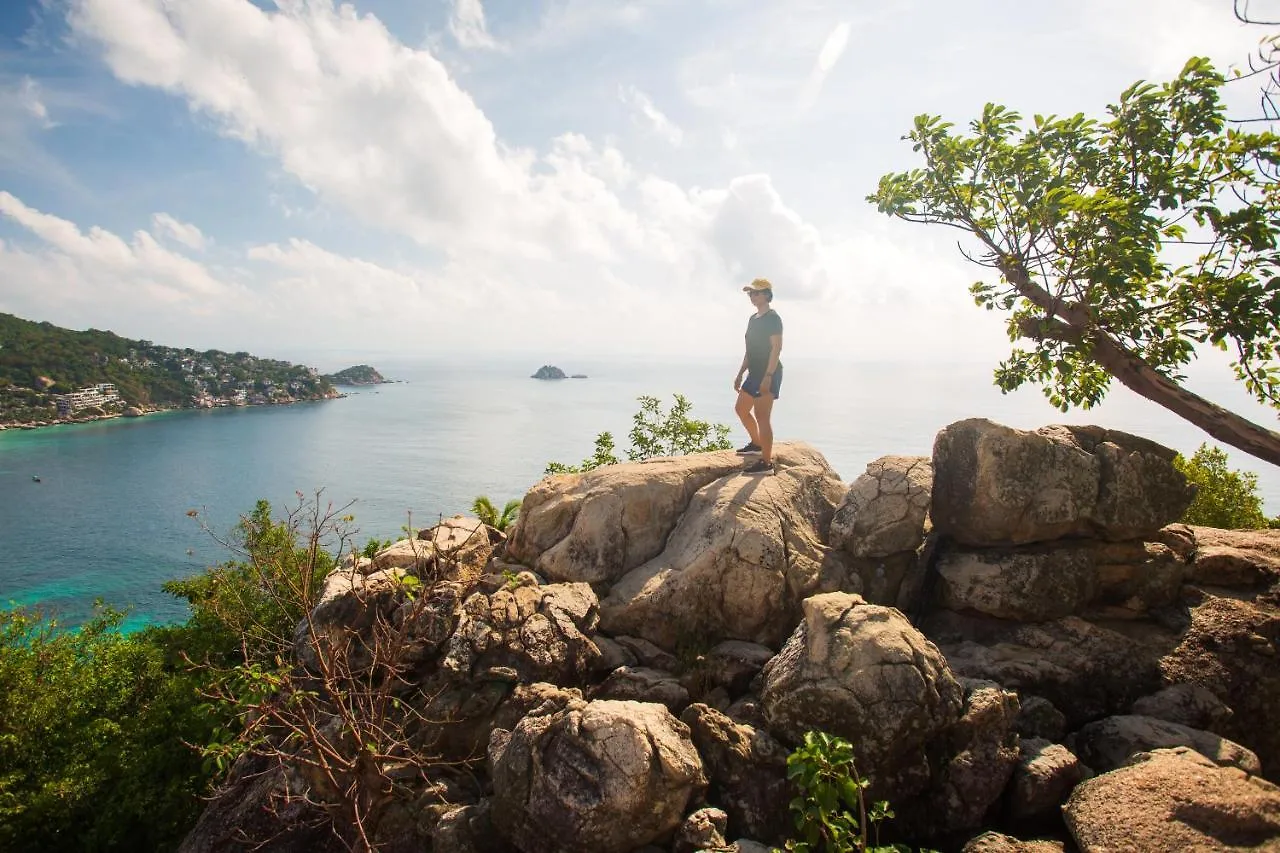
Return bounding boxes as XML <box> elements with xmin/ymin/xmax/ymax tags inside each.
<box><xmin>0</xmin><ymin>392</ymin><xmax>347</xmax><ymax>434</ymax></box>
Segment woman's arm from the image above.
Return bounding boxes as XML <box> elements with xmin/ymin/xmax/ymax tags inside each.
<box><xmin>762</xmin><ymin>335</ymin><xmax>782</xmax><ymax>391</ymax></box>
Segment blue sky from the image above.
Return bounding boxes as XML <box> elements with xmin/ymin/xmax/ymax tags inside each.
<box><xmin>0</xmin><ymin>0</ymin><xmax>1271</xmax><ymax>365</ymax></box>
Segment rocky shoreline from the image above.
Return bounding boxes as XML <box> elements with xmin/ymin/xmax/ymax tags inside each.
<box><xmin>0</xmin><ymin>393</ymin><xmax>345</xmax><ymax>433</ymax></box>
<box><xmin>179</xmin><ymin>417</ymin><xmax>1280</xmax><ymax>853</ymax></box>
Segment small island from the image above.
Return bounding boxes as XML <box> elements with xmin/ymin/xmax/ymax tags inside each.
<box><xmin>531</xmin><ymin>365</ymin><xmax>588</xmax><ymax>380</ymax></box>
<box><xmin>324</xmin><ymin>365</ymin><xmax>390</xmax><ymax>386</ymax></box>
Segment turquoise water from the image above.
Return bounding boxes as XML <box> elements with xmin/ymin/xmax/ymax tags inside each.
<box><xmin>2</xmin><ymin>355</ymin><xmax>1278</xmax><ymax>628</ymax></box>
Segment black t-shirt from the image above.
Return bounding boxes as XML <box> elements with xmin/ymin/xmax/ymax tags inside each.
<box><xmin>745</xmin><ymin>310</ymin><xmax>783</xmax><ymax>375</ymax></box>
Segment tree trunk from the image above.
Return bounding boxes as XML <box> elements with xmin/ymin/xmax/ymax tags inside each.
<box><xmin>1003</xmin><ymin>264</ymin><xmax>1280</xmax><ymax>468</ymax></box>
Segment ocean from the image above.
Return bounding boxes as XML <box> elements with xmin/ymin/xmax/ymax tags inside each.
<box><xmin>2</xmin><ymin>354</ymin><xmax>1279</xmax><ymax>630</ymax></box>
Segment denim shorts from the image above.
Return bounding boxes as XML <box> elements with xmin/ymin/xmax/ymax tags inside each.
<box><xmin>742</xmin><ymin>366</ymin><xmax>782</xmax><ymax>399</ymax></box>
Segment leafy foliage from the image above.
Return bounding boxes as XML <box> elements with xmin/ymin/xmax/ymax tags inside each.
<box><xmin>1174</xmin><ymin>443</ymin><xmax>1278</xmax><ymax>528</ymax></box>
<box><xmin>869</xmin><ymin>57</ymin><xmax>1280</xmax><ymax>463</ymax></box>
<box><xmin>779</xmin><ymin>731</ymin><xmax>912</xmax><ymax>853</ymax></box>
<box><xmin>0</xmin><ymin>605</ymin><xmax>221</xmax><ymax>853</ymax></box>
<box><xmin>163</xmin><ymin>498</ymin><xmax>336</xmax><ymax>668</ymax></box>
<box><xmin>546</xmin><ymin>393</ymin><xmax>732</xmax><ymax>474</ymax></box>
<box><xmin>471</xmin><ymin>495</ymin><xmax>522</xmax><ymax>531</ymax></box>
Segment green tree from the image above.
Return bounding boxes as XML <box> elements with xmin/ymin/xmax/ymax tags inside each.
<box><xmin>869</xmin><ymin>58</ymin><xmax>1280</xmax><ymax>467</ymax></box>
<box><xmin>1173</xmin><ymin>443</ymin><xmax>1277</xmax><ymax>528</ymax></box>
<box><xmin>471</xmin><ymin>495</ymin><xmax>522</xmax><ymax>531</ymax></box>
<box><xmin>0</xmin><ymin>605</ymin><xmax>220</xmax><ymax>853</ymax></box>
<box><xmin>546</xmin><ymin>394</ymin><xmax>732</xmax><ymax>474</ymax></box>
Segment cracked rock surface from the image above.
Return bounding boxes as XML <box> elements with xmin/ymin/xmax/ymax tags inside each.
<box><xmin>488</xmin><ymin>698</ymin><xmax>707</xmax><ymax>853</ymax></box>
<box><xmin>599</xmin><ymin>459</ymin><xmax>847</xmax><ymax>650</ymax></box>
<box><xmin>829</xmin><ymin>454</ymin><xmax>933</xmax><ymax>558</ymax></box>
<box><xmin>439</xmin><ymin>578</ymin><xmax>601</xmax><ymax>686</ymax></box>
<box><xmin>504</xmin><ymin>442</ymin><xmax>838</xmax><ymax>589</ymax></box>
<box><xmin>760</xmin><ymin>592</ymin><xmax>964</xmax><ymax>788</ymax></box>
<box><xmin>931</xmin><ymin>419</ymin><xmax>1194</xmax><ymax>546</ymax></box>
<box><xmin>1063</xmin><ymin>747</ymin><xmax>1280</xmax><ymax>852</ymax></box>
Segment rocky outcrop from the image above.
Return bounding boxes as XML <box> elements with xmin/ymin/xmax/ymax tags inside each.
<box><xmin>181</xmin><ymin>417</ymin><xmax>1280</xmax><ymax>853</ymax></box>
<box><xmin>1063</xmin><ymin>747</ymin><xmax>1280</xmax><ymax>851</ymax></box>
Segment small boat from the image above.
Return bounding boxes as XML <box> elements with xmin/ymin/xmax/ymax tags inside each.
<box><xmin>31</xmin><ymin>475</ymin><xmax>41</xmax><ymax>483</ymax></box>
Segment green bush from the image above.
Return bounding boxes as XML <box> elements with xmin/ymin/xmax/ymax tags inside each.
<box><xmin>779</xmin><ymin>731</ymin><xmax>918</xmax><ymax>853</ymax></box>
<box><xmin>1173</xmin><ymin>443</ymin><xmax>1278</xmax><ymax>529</ymax></box>
<box><xmin>0</xmin><ymin>605</ymin><xmax>220</xmax><ymax>853</ymax></box>
<box><xmin>546</xmin><ymin>393</ymin><xmax>732</xmax><ymax>474</ymax></box>
<box><xmin>163</xmin><ymin>497</ymin><xmax>336</xmax><ymax>667</ymax></box>
<box><xmin>0</xmin><ymin>495</ymin><xmax>348</xmax><ymax>852</ymax></box>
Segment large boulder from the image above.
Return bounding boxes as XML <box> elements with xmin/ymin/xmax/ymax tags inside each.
<box><xmin>488</xmin><ymin>698</ymin><xmax>706</xmax><ymax>853</ymax></box>
<box><xmin>591</xmin><ymin>666</ymin><xmax>690</xmax><ymax>714</ymax></box>
<box><xmin>1130</xmin><ymin>682</ymin><xmax>1233</xmax><ymax>731</ymax></box>
<box><xmin>760</xmin><ymin>593</ymin><xmax>964</xmax><ymax>795</ymax></box>
<box><xmin>936</xmin><ymin>538</ymin><xmax>1188</xmax><ymax>622</ymax></box>
<box><xmin>936</xmin><ymin>542</ymin><xmax>1098</xmax><ymax>622</ymax></box>
<box><xmin>895</xmin><ymin>678</ymin><xmax>1021</xmax><ymax>839</ymax></box>
<box><xmin>1184</xmin><ymin>525</ymin><xmax>1280</xmax><ymax>588</ymax></box>
<box><xmin>505</xmin><ymin>443</ymin><xmax>833</xmax><ymax>585</ymax></box>
<box><xmin>1160</xmin><ymin>592</ymin><xmax>1280</xmax><ymax>781</ymax></box>
<box><xmin>1069</xmin><ymin>714</ymin><xmax>1260</xmax><ymax>775</ymax></box>
<box><xmin>829</xmin><ymin>455</ymin><xmax>933</xmax><ymax>558</ymax></box>
<box><xmin>680</xmin><ymin>703</ymin><xmax>790</xmax><ymax>845</ymax></box>
<box><xmin>1006</xmin><ymin>738</ymin><xmax>1088</xmax><ymax>824</ymax></box>
<box><xmin>373</xmin><ymin>516</ymin><xmax>496</xmax><ymax>583</ymax></box>
<box><xmin>598</xmin><ymin>460</ymin><xmax>848</xmax><ymax>650</ymax></box>
<box><xmin>294</xmin><ymin>568</ymin><xmax>410</xmax><ymax>673</ymax></box>
<box><xmin>1063</xmin><ymin>747</ymin><xmax>1280</xmax><ymax>851</ymax></box>
<box><xmin>931</xmin><ymin>419</ymin><xmax>1194</xmax><ymax>546</ymax></box>
<box><xmin>439</xmin><ymin>578</ymin><xmax>601</xmax><ymax>686</ymax></box>
<box><xmin>925</xmin><ymin>611</ymin><xmax>1162</xmax><ymax>727</ymax></box>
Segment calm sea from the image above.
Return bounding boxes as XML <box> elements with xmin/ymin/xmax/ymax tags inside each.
<box><xmin>2</xmin><ymin>355</ymin><xmax>1278</xmax><ymax>629</ymax></box>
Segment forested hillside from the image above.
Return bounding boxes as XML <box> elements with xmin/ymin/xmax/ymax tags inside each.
<box><xmin>0</xmin><ymin>313</ymin><xmax>336</xmax><ymax>424</ymax></box>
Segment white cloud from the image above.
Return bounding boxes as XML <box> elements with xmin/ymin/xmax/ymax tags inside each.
<box><xmin>0</xmin><ymin>194</ymin><xmax>241</xmax><ymax>347</ymax></box>
<box><xmin>151</xmin><ymin>212</ymin><xmax>208</xmax><ymax>251</ymax></box>
<box><xmin>619</xmin><ymin>84</ymin><xmax>683</xmax><ymax>146</ymax></box>
<box><xmin>1080</xmin><ymin>0</ymin><xmax>1261</xmax><ymax>78</ymax></box>
<box><xmin>449</xmin><ymin>0</ymin><xmax>500</xmax><ymax>51</ymax></box>
<box><xmin>798</xmin><ymin>21</ymin><xmax>851</xmax><ymax>113</ymax></box>
<box><xmin>51</xmin><ymin>0</ymin><xmax>1007</xmax><ymax>363</ymax></box>
<box><xmin>17</xmin><ymin>77</ymin><xmax>54</xmax><ymax>128</ymax></box>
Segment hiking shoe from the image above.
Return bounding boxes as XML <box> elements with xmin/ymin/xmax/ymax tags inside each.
<box><xmin>736</xmin><ymin>442</ymin><xmax>761</xmax><ymax>455</ymax></box>
<box><xmin>743</xmin><ymin>458</ymin><xmax>774</xmax><ymax>474</ymax></box>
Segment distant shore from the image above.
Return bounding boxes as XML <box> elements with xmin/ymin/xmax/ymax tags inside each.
<box><xmin>0</xmin><ymin>394</ymin><xmax>347</xmax><ymax>434</ymax></box>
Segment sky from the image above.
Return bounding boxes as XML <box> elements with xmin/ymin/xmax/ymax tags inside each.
<box><xmin>0</xmin><ymin>0</ymin><xmax>1273</xmax><ymax>368</ymax></box>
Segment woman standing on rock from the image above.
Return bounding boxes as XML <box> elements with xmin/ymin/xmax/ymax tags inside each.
<box><xmin>734</xmin><ymin>278</ymin><xmax>783</xmax><ymax>474</ymax></box>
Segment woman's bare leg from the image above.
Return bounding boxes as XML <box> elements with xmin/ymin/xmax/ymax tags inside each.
<box><xmin>752</xmin><ymin>393</ymin><xmax>775</xmax><ymax>463</ymax></box>
<box><xmin>735</xmin><ymin>390</ymin><xmax>760</xmax><ymax>446</ymax></box>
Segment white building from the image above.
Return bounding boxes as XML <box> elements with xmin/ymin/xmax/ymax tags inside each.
<box><xmin>54</xmin><ymin>383</ymin><xmax>121</xmax><ymax>416</ymax></box>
